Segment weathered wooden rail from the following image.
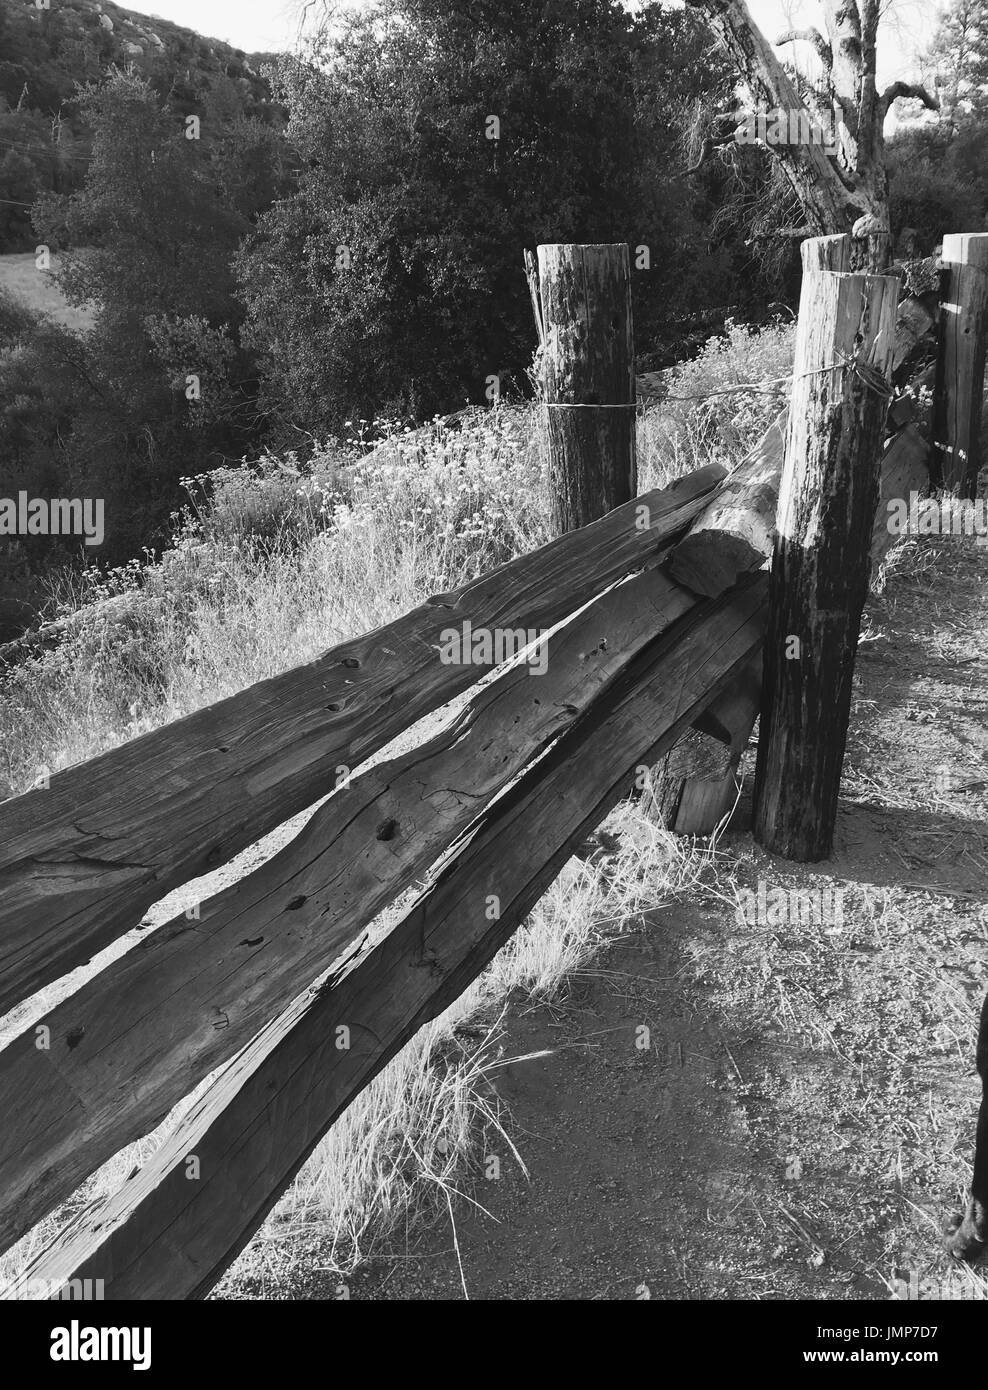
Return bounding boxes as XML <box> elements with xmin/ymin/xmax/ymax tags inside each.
<box><xmin>2</xmin><ymin>230</ymin><xmax>983</xmax><ymax>1299</ymax></box>
<box><xmin>11</xmin><ymin>578</ymin><xmax>767</xmax><ymax>1299</ymax></box>
<box><xmin>0</xmin><ymin>453</ymin><xmax>768</xmax><ymax>1298</ymax></box>
<box><xmin>0</xmin><ymin>466</ymin><xmax>719</xmax><ymax>1018</ymax></box>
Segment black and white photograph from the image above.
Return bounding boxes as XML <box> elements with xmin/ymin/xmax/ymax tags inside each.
<box><xmin>0</xmin><ymin>0</ymin><xmax>986</xmax><ymax>1354</ymax></box>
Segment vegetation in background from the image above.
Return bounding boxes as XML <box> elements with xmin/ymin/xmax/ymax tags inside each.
<box><xmin>1</xmin><ymin>70</ymin><xmax>290</xmax><ymax>568</ymax></box>
<box><xmin>2</xmin><ymin>0</ymin><xmax>987</xmax><ymax>618</ymax></box>
<box><xmin>0</xmin><ymin>0</ymin><xmax>279</xmax><ymax>250</ymax></box>
<box><xmin>3</xmin><ymin>0</ymin><xmax>759</xmax><ymax>605</ymax></box>
<box><xmin>239</xmin><ymin>0</ymin><xmax>738</xmax><ymax>437</ymax></box>
<box><xmin>0</xmin><ymin>319</ymin><xmax>793</xmax><ymax>800</ymax></box>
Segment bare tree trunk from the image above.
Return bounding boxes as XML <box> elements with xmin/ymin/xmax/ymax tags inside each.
<box><xmin>685</xmin><ymin>0</ymin><xmax>936</xmax><ymax>270</ymax></box>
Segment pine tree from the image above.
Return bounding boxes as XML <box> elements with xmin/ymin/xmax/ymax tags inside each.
<box><xmin>926</xmin><ymin>0</ymin><xmax>988</xmax><ymax>130</ymax></box>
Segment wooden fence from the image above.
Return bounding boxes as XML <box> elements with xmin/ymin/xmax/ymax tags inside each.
<box><xmin>0</xmin><ymin>231</ymin><xmax>984</xmax><ymax>1299</ymax></box>
<box><xmin>0</xmin><ymin>458</ymin><xmax>775</xmax><ymax>1297</ymax></box>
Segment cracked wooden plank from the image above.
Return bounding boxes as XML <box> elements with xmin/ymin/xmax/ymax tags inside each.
<box><xmin>11</xmin><ymin>576</ymin><xmax>768</xmax><ymax>1300</ymax></box>
<box><xmin>0</xmin><ymin>564</ymin><xmax>703</xmax><ymax>1254</ymax></box>
<box><xmin>0</xmin><ymin>463</ymin><xmax>725</xmax><ymax>1016</ymax></box>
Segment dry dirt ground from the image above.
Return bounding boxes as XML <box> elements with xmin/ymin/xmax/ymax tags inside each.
<box><xmin>221</xmin><ymin>532</ymin><xmax>988</xmax><ymax>1301</ymax></box>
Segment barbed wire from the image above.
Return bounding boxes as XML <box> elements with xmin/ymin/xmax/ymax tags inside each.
<box><xmin>540</xmin><ymin>355</ymin><xmax>892</xmax><ymax>411</ymax></box>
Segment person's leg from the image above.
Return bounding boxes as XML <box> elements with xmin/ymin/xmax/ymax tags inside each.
<box><xmin>948</xmin><ymin>991</ymin><xmax>988</xmax><ymax>1260</ymax></box>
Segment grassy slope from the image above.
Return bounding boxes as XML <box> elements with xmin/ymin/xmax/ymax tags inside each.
<box><xmin>0</xmin><ymin>252</ymin><xmax>95</xmax><ymax>332</ymax></box>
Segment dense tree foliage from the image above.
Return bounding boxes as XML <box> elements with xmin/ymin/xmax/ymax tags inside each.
<box><xmin>884</xmin><ymin>0</ymin><xmax>988</xmax><ymax>250</ymax></box>
<box><xmin>0</xmin><ymin>0</ymin><xmax>280</xmax><ymax>251</ymax></box>
<box><xmin>2</xmin><ymin>73</ymin><xmax>288</xmax><ymax>558</ymax></box>
<box><xmin>239</xmin><ymin>0</ymin><xmax>736</xmax><ymax>437</ymax></box>
<box><xmin>926</xmin><ymin>0</ymin><xmax>988</xmax><ymax>130</ymax></box>
<box><xmin>3</xmin><ymin>0</ymin><xmax>751</xmax><ymax>581</ymax></box>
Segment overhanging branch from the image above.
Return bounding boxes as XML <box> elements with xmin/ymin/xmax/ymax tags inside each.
<box><xmin>683</xmin><ymin>0</ymin><xmax>862</xmax><ymax>234</ymax></box>
<box><xmin>879</xmin><ymin>82</ymin><xmax>939</xmax><ymax>122</ymax></box>
<box><xmin>775</xmin><ymin>28</ymin><xmax>833</xmax><ymax>72</ymax></box>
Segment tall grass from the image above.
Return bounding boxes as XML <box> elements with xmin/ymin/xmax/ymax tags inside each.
<box><xmin>639</xmin><ymin>316</ymin><xmax>794</xmax><ymax>486</ymax></box>
<box><xmin>0</xmin><ymin>405</ymin><xmax>549</xmax><ymax>797</ymax></box>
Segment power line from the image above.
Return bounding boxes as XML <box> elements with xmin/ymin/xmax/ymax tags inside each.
<box><xmin>0</xmin><ymin>135</ymin><xmax>91</xmax><ymax>162</ymax></box>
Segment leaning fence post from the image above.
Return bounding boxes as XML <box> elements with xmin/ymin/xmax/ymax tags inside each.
<box><xmin>533</xmin><ymin>243</ymin><xmax>636</xmax><ymax>534</ymax></box>
<box><xmin>752</xmin><ymin>236</ymin><xmax>899</xmax><ymax>862</ymax></box>
<box><xmin>932</xmin><ymin>232</ymin><xmax>988</xmax><ymax>498</ymax></box>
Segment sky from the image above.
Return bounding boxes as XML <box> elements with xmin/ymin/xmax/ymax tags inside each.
<box><xmin>119</xmin><ymin>0</ymin><xmax>942</xmax><ymax>78</ymax></box>
<box><xmin>120</xmin><ymin>0</ymin><xmax>304</xmax><ymax>53</ymax></box>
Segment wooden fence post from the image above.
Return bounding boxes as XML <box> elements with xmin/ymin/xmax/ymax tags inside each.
<box><xmin>752</xmin><ymin>236</ymin><xmax>899</xmax><ymax>861</ymax></box>
<box><xmin>646</xmin><ymin>238</ymin><xmax>853</xmax><ymax>836</ymax></box>
<box><xmin>534</xmin><ymin>243</ymin><xmax>636</xmax><ymax>534</ymax></box>
<box><xmin>933</xmin><ymin>232</ymin><xmax>988</xmax><ymax>498</ymax></box>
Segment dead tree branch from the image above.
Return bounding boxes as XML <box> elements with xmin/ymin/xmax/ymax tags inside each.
<box><xmin>775</xmin><ymin>28</ymin><xmax>833</xmax><ymax>72</ymax></box>
<box><xmin>683</xmin><ymin>0</ymin><xmax>865</xmax><ymax>237</ymax></box>
<box><xmin>879</xmin><ymin>81</ymin><xmax>939</xmax><ymax>121</ymax></box>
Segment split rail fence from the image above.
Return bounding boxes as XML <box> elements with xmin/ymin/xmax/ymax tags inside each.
<box><xmin>0</xmin><ymin>229</ymin><xmax>984</xmax><ymax>1299</ymax></box>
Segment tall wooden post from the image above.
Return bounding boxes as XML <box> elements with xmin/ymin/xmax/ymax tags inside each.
<box><xmin>646</xmin><ymin>239</ymin><xmax>851</xmax><ymax>837</ymax></box>
<box><xmin>933</xmin><ymin>232</ymin><xmax>988</xmax><ymax>498</ymax></box>
<box><xmin>753</xmin><ymin>236</ymin><xmax>898</xmax><ymax>862</ymax></box>
<box><xmin>534</xmin><ymin>244</ymin><xmax>636</xmax><ymax>534</ymax></box>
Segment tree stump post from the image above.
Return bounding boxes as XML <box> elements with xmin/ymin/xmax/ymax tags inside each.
<box><xmin>752</xmin><ymin>237</ymin><xmax>899</xmax><ymax>861</ymax></box>
<box><xmin>534</xmin><ymin>244</ymin><xmax>636</xmax><ymax>535</ymax></box>
<box><xmin>933</xmin><ymin>232</ymin><xmax>988</xmax><ymax>498</ymax></box>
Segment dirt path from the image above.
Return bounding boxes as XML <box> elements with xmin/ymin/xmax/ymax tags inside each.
<box><xmin>281</xmin><ymin>533</ymin><xmax>988</xmax><ymax>1302</ymax></box>
<box><xmin>346</xmin><ymin>919</ymin><xmax>894</xmax><ymax>1302</ymax></box>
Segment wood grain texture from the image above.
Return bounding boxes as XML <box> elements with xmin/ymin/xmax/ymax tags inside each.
<box><xmin>537</xmin><ymin>243</ymin><xmax>636</xmax><ymax>534</ymax></box>
<box><xmin>646</xmin><ymin>652</ymin><xmax>762</xmax><ymax>833</ymax></box>
<box><xmin>0</xmin><ymin>565</ymin><xmax>700</xmax><ymax>1254</ymax></box>
<box><xmin>753</xmin><ymin>245</ymin><xmax>899</xmax><ymax>861</ymax></box>
<box><xmin>802</xmin><ymin>235</ymin><xmax>852</xmax><ymax>274</ymax></box>
<box><xmin>13</xmin><ymin>576</ymin><xmax>768</xmax><ymax>1300</ymax></box>
<box><xmin>0</xmin><ymin>463</ymin><xmax>725</xmax><ymax>1016</ymax></box>
<box><xmin>933</xmin><ymin>232</ymin><xmax>988</xmax><ymax>497</ymax></box>
<box><xmin>872</xmin><ymin>424</ymin><xmax>930</xmax><ymax>570</ymax></box>
<box><xmin>666</xmin><ymin>413</ymin><xmax>787</xmax><ymax>597</ymax></box>
<box><xmin>891</xmin><ymin>295</ymin><xmax>935</xmax><ymax>382</ymax></box>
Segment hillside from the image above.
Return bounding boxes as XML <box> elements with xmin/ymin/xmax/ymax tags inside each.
<box><xmin>0</xmin><ymin>0</ymin><xmax>282</xmax><ymax>250</ymax></box>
